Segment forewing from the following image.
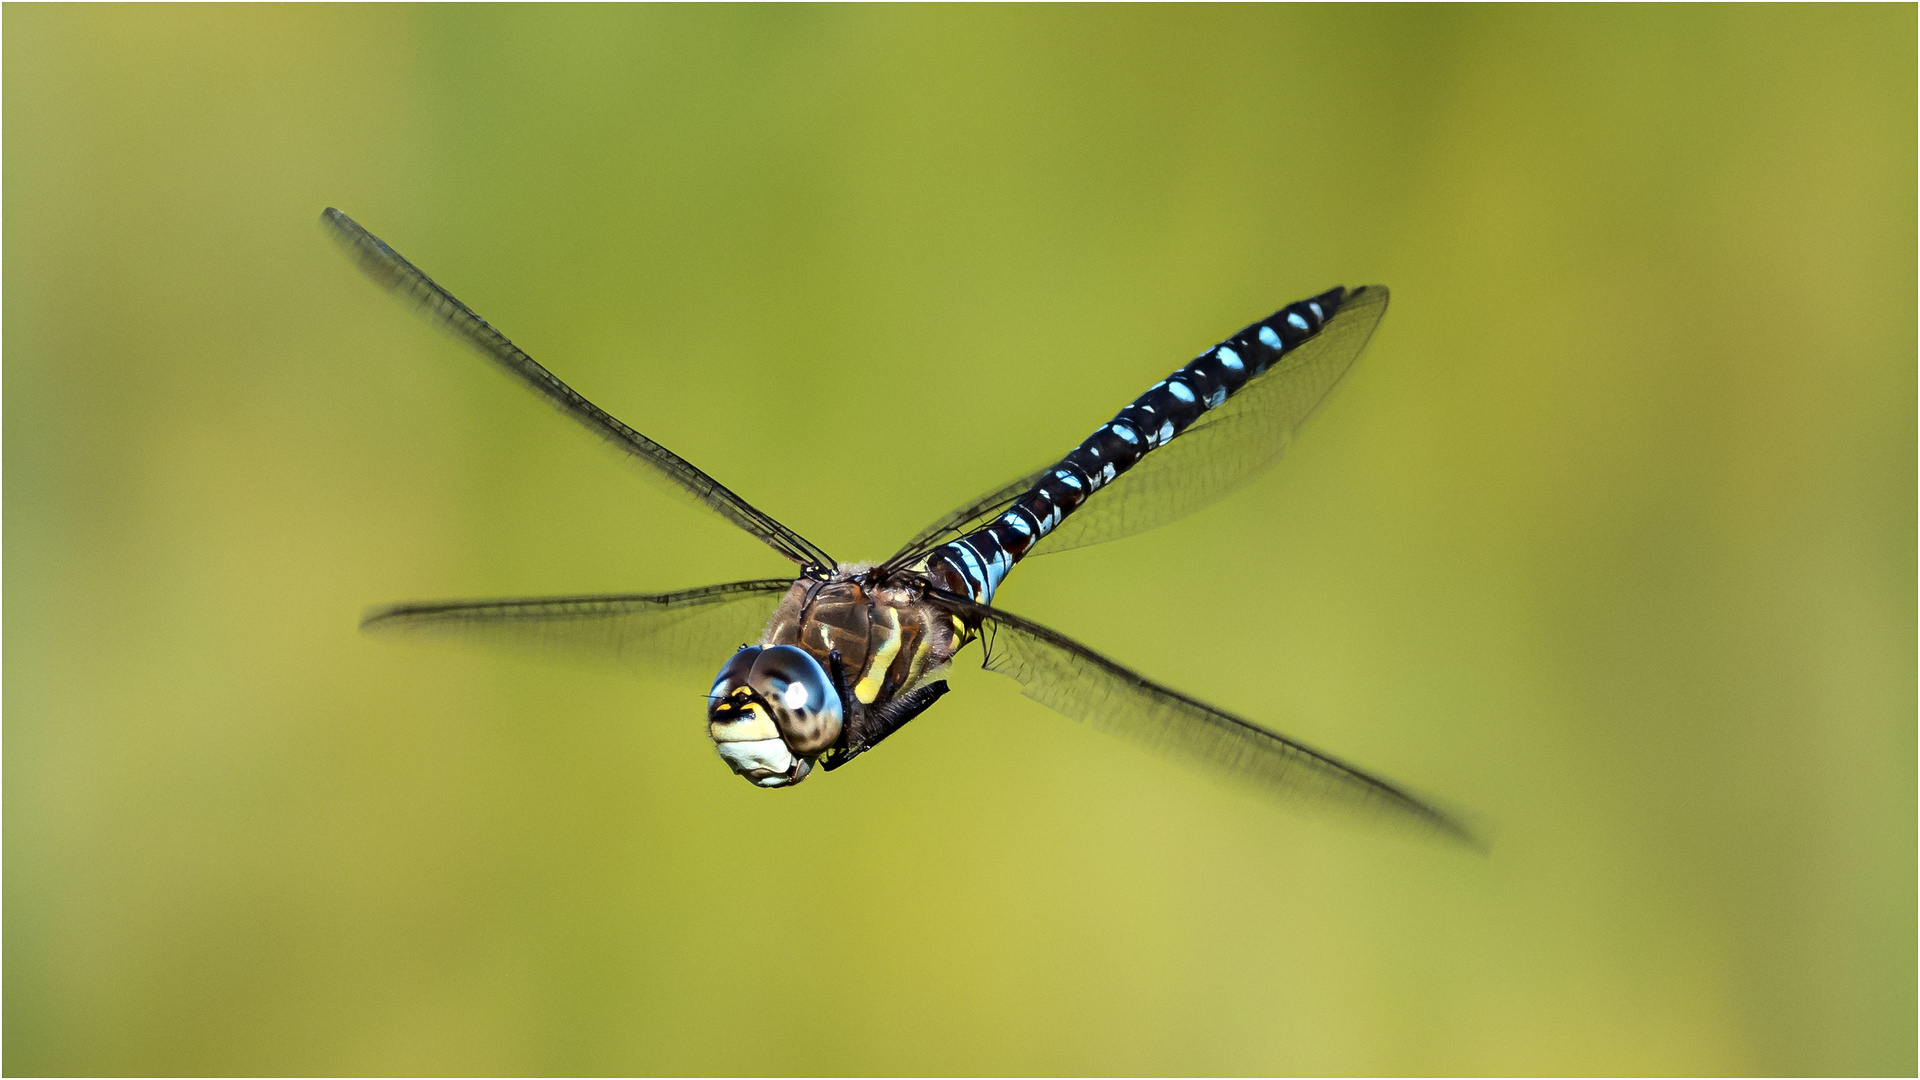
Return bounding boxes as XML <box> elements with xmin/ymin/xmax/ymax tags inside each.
<box><xmin>942</xmin><ymin>593</ymin><xmax>1473</xmax><ymax>844</ymax></box>
<box><xmin>324</xmin><ymin>208</ymin><xmax>835</xmax><ymax>571</ymax></box>
<box><xmin>362</xmin><ymin>579</ymin><xmax>792</xmax><ymax>682</ymax></box>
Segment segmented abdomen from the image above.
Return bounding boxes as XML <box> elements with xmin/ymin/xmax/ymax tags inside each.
<box><xmin>927</xmin><ymin>286</ymin><xmax>1350</xmax><ymax>604</ymax></box>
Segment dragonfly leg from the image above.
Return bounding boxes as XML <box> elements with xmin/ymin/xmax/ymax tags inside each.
<box><xmin>822</xmin><ymin>680</ymin><xmax>949</xmax><ymax>771</ymax></box>
<box><xmin>827</xmin><ymin>649</ymin><xmax>855</xmax><ymax>723</ymax></box>
<box><xmin>817</xmin><ymin>649</ymin><xmax>861</xmax><ymax>772</ymax></box>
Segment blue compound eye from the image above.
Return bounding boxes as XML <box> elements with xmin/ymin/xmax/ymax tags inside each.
<box><xmin>748</xmin><ymin>645</ymin><xmax>843</xmax><ymax>757</ymax></box>
<box><xmin>708</xmin><ymin>646</ymin><xmax>762</xmax><ymax>713</ymax></box>
<box><xmin>704</xmin><ymin>644</ymin><xmax>843</xmax><ymax>787</ymax></box>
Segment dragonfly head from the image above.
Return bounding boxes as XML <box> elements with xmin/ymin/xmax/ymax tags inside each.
<box><xmin>706</xmin><ymin>644</ymin><xmax>843</xmax><ymax>787</ymax></box>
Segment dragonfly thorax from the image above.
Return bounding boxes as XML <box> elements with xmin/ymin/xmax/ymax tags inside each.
<box><xmin>764</xmin><ymin>569</ymin><xmax>962</xmax><ymax>703</ymax></box>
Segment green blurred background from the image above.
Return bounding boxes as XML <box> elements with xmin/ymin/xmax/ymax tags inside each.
<box><xmin>6</xmin><ymin>5</ymin><xmax>1913</xmax><ymax>1075</ymax></box>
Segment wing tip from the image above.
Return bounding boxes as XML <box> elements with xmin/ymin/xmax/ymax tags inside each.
<box><xmin>319</xmin><ymin>206</ymin><xmax>361</xmax><ymax>243</ymax></box>
<box><xmin>1347</xmin><ymin>765</ymin><xmax>1485</xmax><ymax>851</ymax></box>
<box><xmin>1421</xmin><ymin>803</ymin><xmax>1492</xmax><ymax>854</ymax></box>
<box><xmin>1342</xmin><ymin>282</ymin><xmax>1390</xmax><ymax>312</ymax></box>
<box><xmin>359</xmin><ymin>602</ymin><xmax>409</xmax><ymax>633</ymax></box>
<box><xmin>360</xmin><ymin>598</ymin><xmax>460</xmax><ymax>634</ymax></box>
<box><xmin>318</xmin><ymin>205</ymin><xmax>400</xmax><ymax>282</ymax></box>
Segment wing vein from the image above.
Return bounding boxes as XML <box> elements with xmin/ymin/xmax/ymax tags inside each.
<box><xmin>934</xmin><ymin>590</ymin><xmax>1476</xmax><ymax>845</ymax></box>
<box><xmin>323</xmin><ymin>208</ymin><xmax>834</xmax><ymax>570</ymax></box>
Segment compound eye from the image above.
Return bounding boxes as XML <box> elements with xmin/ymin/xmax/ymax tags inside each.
<box><xmin>749</xmin><ymin>645</ymin><xmax>843</xmax><ymax>757</ymax></box>
<box><xmin>708</xmin><ymin>646</ymin><xmax>761</xmax><ymax>713</ymax></box>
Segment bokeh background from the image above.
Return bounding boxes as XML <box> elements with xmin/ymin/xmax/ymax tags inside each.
<box><xmin>6</xmin><ymin>5</ymin><xmax>1913</xmax><ymax>1075</ymax></box>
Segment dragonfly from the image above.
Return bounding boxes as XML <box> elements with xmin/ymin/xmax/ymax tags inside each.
<box><xmin>323</xmin><ymin>208</ymin><xmax>1471</xmax><ymax>844</ymax></box>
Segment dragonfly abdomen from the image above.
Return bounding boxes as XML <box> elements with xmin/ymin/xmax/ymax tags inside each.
<box><xmin>928</xmin><ymin>286</ymin><xmax>1350</xmax><ymax>604</ymax></box>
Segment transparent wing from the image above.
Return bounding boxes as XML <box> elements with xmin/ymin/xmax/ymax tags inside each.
<box><xmin>1041</xmin><ymin>285</ymin><xmax>1388</xmax><ymax>553</ymax></box>
<box><xmin>324</xmin><ymin>208</ymin><xmax>835</xmax><ymax>572</ymax></box>
<box><xmin>889</xmin><ymin>286</ymin><xmax>1389</xmax><ymax>566</ymax></box>
<box><xmin>361</xmin><ymin>578</ymin><xmax>793</xmax><ymax>681</ymax></box>
<box><xmin>889</xmin><ymin>467</ymin><xmax>1050</xmax><ymax>564</ymax></box>
<box><xmin>938</xmin><ymin>591</ymin><xmax>1474</xmax><ymax>845</ymax></box>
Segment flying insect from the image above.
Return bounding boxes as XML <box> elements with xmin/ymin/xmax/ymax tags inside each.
<box><xmin>324</xmin><ymin>208</ymin><xmax>1469</xmax><ymax>843</ymax></box>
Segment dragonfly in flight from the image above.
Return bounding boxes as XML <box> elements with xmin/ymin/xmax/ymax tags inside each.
<box><xmin>324</xmin><ymin>208</ymin><xmax>1471</xmax><ymax>845</ymax></box>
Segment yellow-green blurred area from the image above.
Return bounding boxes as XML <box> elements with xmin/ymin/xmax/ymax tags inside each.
<box><xmin>6</xmin><ymin>5</ymin><xmax>1913</xmax><ymax>1075</ymax></box>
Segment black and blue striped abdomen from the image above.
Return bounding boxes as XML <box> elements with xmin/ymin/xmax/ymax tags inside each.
<box><xmin>926</xmin><ymin>286</ymin><xmax>1352</xmax><ymax>604</ymax></box>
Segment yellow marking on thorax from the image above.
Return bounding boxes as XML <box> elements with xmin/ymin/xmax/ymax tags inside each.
<box><xmin>903</xmin><ymin>632</ymin><xmax>933</xmax><ymax>690</ymax></box>
<box><xmin>854</xmin><ymin>607</ymin><xmax>902</xmax><ymax>705</ymax></box>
